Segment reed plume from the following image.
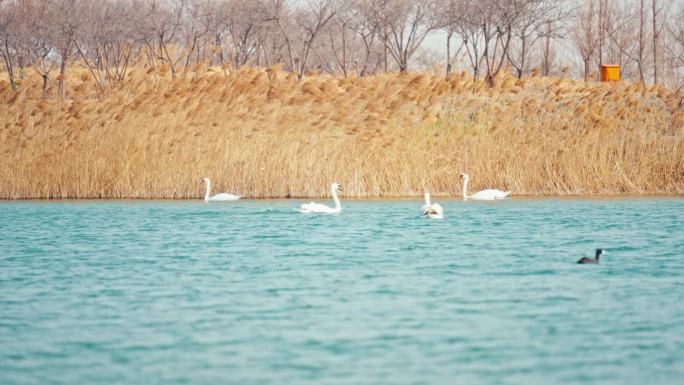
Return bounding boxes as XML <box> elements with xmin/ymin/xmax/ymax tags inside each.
<box><xmin>0</xmin><ymin>66</ymin><xmax>682</xmax><ymax>199</ymax></box>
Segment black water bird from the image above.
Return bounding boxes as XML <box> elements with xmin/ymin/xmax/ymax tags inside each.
<box><xmin>577</xmin><ymin>248</ymin><xmax>603</xmax><ymax>264</ymax></box>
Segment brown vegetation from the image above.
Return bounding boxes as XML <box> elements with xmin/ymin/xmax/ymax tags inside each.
<box><xmin>1</xmin><ymin>66</ymin><xmax>683</xmax><ymax>199</ymax></box>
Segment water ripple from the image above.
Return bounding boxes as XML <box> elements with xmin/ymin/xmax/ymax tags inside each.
<box><xmin>1</xmin><ymin>198</ymin><xmax>683</xmax><ymax>385</ymax></box>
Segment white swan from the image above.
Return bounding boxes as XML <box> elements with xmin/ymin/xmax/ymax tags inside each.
<box><xmin>460</xmin><ymin>173</ymin><xmax>510</xmax><ymax>201</ymax></box>
<box><xmin>298</xmin><ymin>183</ymin><xmax>342</xmax><ymax>213</ymax></box>
<box><xmin>201</xmin><ymin>177</ymin><xmax>241</xmax><ymax>201</ymax></box>
<box><xmin>420</xmin><ymin>192</ymin><xmax>443</xmax><ymax>219</ymax></box>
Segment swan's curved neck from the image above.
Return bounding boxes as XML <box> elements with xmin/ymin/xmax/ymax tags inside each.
<box><xmin>462</xmin><ymin>176</ymin><xmax>470</xmax><ymax>200</ymax></box>
<box><xmin>424</xmin><ymin>192</ymin><xmax>431</xmax><ymax>206</ymax></box>
<box><xmin>332</xmin><ymin>188</ymin><xmax>341</xmax><ymax>210</ymax></box>
<box><xmin>204</xmin><ymin>180</ymin><xmax>211</xmax><ymax>200</ymax></box>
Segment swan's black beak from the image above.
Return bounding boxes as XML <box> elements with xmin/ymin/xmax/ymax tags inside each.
<box><xmin>338</xmin><ymin>186</ymin><xmax>343</xmax><ymax>191</ymax></box>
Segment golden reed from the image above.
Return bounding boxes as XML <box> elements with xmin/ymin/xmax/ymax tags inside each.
<box><xmin>1</xmin><ymin>65</ymin><xmax>683</xmax><ymax>199</ymax></box>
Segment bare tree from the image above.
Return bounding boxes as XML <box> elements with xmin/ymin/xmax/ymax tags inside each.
<box><xmin>267</xmin><ymin>0</ymin><xmax>297</xmax><ymax>73</ymax></box>
<box><xmin>51</xmin><ymin>0</ymin><xmax>85</xmax><ymax>97</ymax></box>
<box><xmin>363</xmin><ymin>0</ymin><xmax>437</xmax><ymax>72</ymax></box>
<box><xmin>441</xmin><ymin>0</ymin><xmax>466</xmax><ymax>75</ymax></box>
<box><xmin>224</xmin><ymin>0</ymin><xmax>265</xmax><ymax>69</ymax></box>
<box><xmin>325</xmin><ymin>4</ymin><xmax>355</xmax><ymax>76</ymax></box>
<box><xmin>449</xmin><ymin>0</ymin><xmax>519</xmax><ymax>84</ymax></box>
<box><xmin>202</xmin><ymin>0</ymin><xmax>226</xmax><ymax>66</ymax></box>
<box><xmin>650</xmin><ymin>0</ymin><xmax>671</xmax><ymax>84</ymax></box>
<box><xmin>73</xmin><ymin>0</ymin><xmax>138</xmax><ymax>86</ymax></box>
<box><xmin>665</xmin><ymin>1</ymin><xmax>684</xmax><ymax>90</ymax></box>
<box><xmin>180</xmin><ymin>0</ymin><xmax>210</xmax><ymax>70</ymax></box>
<box><xmin>143</xmin><ymin>0</ymin><xmax>185</xmax><ymax>78</ymax></box>
<box><xmin>506</xmin><ymin>0</ymin><xmax>565</xmax><ymax>78</ymax></box>
<box><xmin>320</xmin><ymin>0</ymin><xmax>385</xmax><ymax>76</ymax></box>
<box><xmin>572</xmin><ymin>1</ymin><xmax>598</xmax><ymax>80</ymax></box>
<box><xmin>539</xmin><ymin>18</ymin><xmax>563</xmax><ymax>76</ymax></box>
<box><xmin>597</xmin><ymin>0</ymin><xmax>608</xmax><ymax>68</ymax></box>
<box><xmin>482</xmin><ymin>0</ymin><xmax>520</xmax><ymax>84</ymax></box>
<box><xmin>627</xmin><ymin>0</ymin><xmax>646</xmax><ymax>85</ymax></box>
<box><xmin>254</xmin><ymin>14</ymin><xmax>280</xmax><ymax>67</ymax></box>
<box><xmin>0</xmin><ymin>0</ymin><xmax>18</xmax><ymax>90</ymax></box>
<box><xmin>6</xmin><ymin>0</ymin><xmax>684</xmax><ymax>89</ymax></box>
<box><xmin>452</xmin><ymin>0</ymin><xmax>485</xmax><ymax>78</ymax></box>
<box><xmin>347</xmin><ymin>0</ymin><xmax>382</xmax><ymax>75</ymax></box>
<box><xmin>607</xmin><ymin>0</ymin><xmax>647</xmax><ymax>85</ymax></box>
<box><xmin>637</xmin><ymin>0</ymin><xmax>648</xmax><ymax>84</ymax></box>
<box><xmin>269</xmin><ymin>0</ymin><xmax>336</xmax><ymax>78</ymax></box>
<box><xmin>18</xmin><ymin>0</ymin><xmax>57</xmax><ymax>96</ymax></box>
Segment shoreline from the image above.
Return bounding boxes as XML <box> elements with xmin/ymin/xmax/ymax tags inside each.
<box><xmin>2</xmin><ymin>194</ymin><xmax>683</xmax><ymax>202</ymax></box>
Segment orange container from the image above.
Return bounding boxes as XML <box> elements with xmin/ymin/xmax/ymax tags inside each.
<box><xmin>600</xmin><ymin>64</ymin><xmax>620</xmax><ymax>81</ymax></box>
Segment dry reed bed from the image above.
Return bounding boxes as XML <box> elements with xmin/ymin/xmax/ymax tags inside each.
<box><xmin>1</xmin><ymin>65</ymin><xmax>683</xmax><ymax>199</ymax></box>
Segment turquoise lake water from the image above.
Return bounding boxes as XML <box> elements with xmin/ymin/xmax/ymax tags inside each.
<box><xmin>1</xmin><ymin>198</ymin><xmax>683</xmax><ymax>385</ymax></box>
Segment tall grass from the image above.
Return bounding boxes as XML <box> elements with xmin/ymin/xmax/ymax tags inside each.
<box><xmin>1</xmin><ymin>66</ymin><xmax>683</xmax><ymax>199</ymax></box>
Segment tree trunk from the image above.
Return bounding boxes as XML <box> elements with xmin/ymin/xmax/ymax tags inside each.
<box><xmin>58</xmin><ymin>52</ymin><xmax>68</xmax><ymax>98</ymax></box>
<box><xmin>7</xmin><ymin>64</ymin><xmax>16</xmax><ymax>90</ymax></box>
<box><xmin>215</xmin><ymin>35</ymin><xmax>224</xmax><ymax>66</ymax></box>
<box><xmin>584</xmin><ymin>59</ymin><xmax>590</xmax><ymax>81</ymax></box>
<box><xmin>184</xmin><ymin>35</ymin><xmax>198</xmax><ymax>71</ymax></box>
<box><xmin>598</xmin><ymin>0</ymin><xmax>605</xmax><ymax>71</ymax></box>
<box><xmin>160</xmin><ymin>39</ymin><xmax>177</xmax><ymax>79</ymax></box>
<box><xmin>383</xmin><ymin>46</ymin><xmax>388</xmax><ymax>72</ymax></box>
<box><xmin>541</xmin><ymin>33</ymin><xmax>551</xmax><ymax>76</ymax></box>
<box><xmin>446</xmin><ymin>30</ymin><xmax>452</xmax><ymax>76</ymax></box>
<box><xmin>518</xmin><ymin>35</ymin><xmax>527</xmax><ymax>79</ymax></box>
<box><xmin>488</xmin><ymin>25</ymin><xmax>512</xmax><ymax>86</ymax></box>
<box><xmin>341</xmin><ymin>23</ymin><xmax>347</xmax><ymax>76</ymax></box>
<box><xmin>18</xmin><ymin>55</ymin><xmax>25</xmax><ymax>80</ymax></box>
<box><xmin>652</xmin><ymin>0</ymin><xmax>658</xmax><ymax>84</ymax></box>
<box><xmin>42</xmin><ymin>74</ymin><xmax>49</xmax><ymax>97</ymax></box>
<box><xmin>638</xmin><ymin>0</ymin><xmax>645</xmax><ymax>85</ymax></box>
<box><xmin>1</xmin><ymin>43</ymin><xmax>16</xmax><ymax>91</ymax></box>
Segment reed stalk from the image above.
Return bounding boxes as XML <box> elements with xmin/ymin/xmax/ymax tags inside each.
<box><xmin>1</xmin><ymin>67</ymin><xmax>682</xmax><ymax>199</ymax></box>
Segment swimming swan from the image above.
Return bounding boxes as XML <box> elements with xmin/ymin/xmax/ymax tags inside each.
<box><xmin>298</xmin><ymin>183</ymin><xmax>342</xmax><ymax>213</ymax></box>
<box><xmin>460</xmin><ymin>173</ymin><xmax>510</xmax><ymax>201</ymax></box>
<box><xmin>577</xmin><ymin>249</ymin><xmax>603</xmax><ymax>264</ymax></box>
<box><xmin>201</xmin><ymin>178</ymin><xmax>241</xmax><ymax>201</ymax></box>
<box><xmin>421</xmin><ymin>192</ymin><xmax>443</xmax><ymax>219</ymax></box>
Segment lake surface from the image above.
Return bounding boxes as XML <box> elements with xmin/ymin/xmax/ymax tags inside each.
<box><xmin>1</xmin><ymin>198</ymin><xmax>683</xmax><ymax>385</ymax></box>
